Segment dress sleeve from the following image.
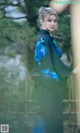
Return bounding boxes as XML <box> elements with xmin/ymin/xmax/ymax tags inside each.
<box><xmin>53</xmin><ymin>40</ymin><xmax>62</xmax><ymax>58</ymax></box>
<box><xmin>34</xmin><ymin>38</ymin><xmax>47</xmax><ymax>65</ymax></box>
<box><xmin>49</xmin><ymin>40</ymin><xmax>73</xmax><ymax>79</ymax></box>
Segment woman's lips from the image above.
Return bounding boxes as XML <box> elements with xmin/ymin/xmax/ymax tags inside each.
<box><xmin>50</xmin><ymin>27</ymin><xmax>54</xmax><ymax>29</ymax></box>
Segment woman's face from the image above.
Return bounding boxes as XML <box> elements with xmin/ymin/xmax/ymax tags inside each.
<box><xmin>42</xmin><ymin>15</ymin><xmax>57</xmax><ymax>32</ymax></box>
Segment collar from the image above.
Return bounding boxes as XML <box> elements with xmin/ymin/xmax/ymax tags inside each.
<box><xmin>39</xmin><ymin>29</ymin><xmax>50</xmax><ymax>35</ymax></box>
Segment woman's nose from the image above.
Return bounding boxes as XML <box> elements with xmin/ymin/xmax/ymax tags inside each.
<box><xmin>51</xmin><ymin>21</ymin><xmax>54</xmax><ymax>25</ymax></box>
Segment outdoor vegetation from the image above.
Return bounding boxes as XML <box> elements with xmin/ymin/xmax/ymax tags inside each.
<box><xmin>0</xmin><ymin>0</ymin><xmax>76</xmax><ymax>133</ymax></box>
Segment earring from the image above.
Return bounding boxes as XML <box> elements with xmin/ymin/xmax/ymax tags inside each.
<box><xmin>55</xmin><ymin>24</ymin><xmax>58</xmax><ymax>29</ymax></box>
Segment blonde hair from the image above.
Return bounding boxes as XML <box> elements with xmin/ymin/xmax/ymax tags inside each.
<box><xmin>38</xmin><ymin>7</ymin><xmax>58</xmax><ymax>23</ymax></box>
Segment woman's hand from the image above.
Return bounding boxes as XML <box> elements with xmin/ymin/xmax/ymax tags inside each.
<box><xmin>72</xmin><ymin>65</ymin><xmax>80</xmax><ymax>74</ymax></box>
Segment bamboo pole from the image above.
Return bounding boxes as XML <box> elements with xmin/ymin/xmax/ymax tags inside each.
<box><xmin>70</xmin><ymin>3</ymin><xmax>80</xmax><ymax>128</ymax></box>
<box><xmin>50</xmin><ymin>0</ymin><xmax>80</xmax><ymax>129</ymax></box>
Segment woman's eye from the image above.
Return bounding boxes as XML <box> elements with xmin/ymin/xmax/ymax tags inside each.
<box><xmin>54</xmin><ymin>19</ymin><xmax>57</xmax><ymax>22</ymax></box>
<box><xmin>47</xmin><ymin>19</ymin><xmax>57</xmax><ymax>22</ymax></box>
<box><xmin>47</xmin><ymin>19</ymin><xmax>52</xmax><ymax>22</ymax></box>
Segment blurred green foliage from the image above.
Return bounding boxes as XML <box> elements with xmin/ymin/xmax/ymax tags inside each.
<box><xmin>0</xmin><ymin>0</ymin><xmax>71</xmax><ymax>51</ymax></box>
<box><xmin>0</xmin><ymin>19</ymin><xmax>37</xmax><ymax>49</ymax></box>
<box><xmin>0</xmin><ymin>2</ymin><xmax>75</xmax><ymax>132</ymax></box>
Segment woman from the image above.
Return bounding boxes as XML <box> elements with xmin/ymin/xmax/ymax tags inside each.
<box><xmin>33</xmin><ymin>7</ymin><xmax>78</xmax><ymax>133</ymax></box>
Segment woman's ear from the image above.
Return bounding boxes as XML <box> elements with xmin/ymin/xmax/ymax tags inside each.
<box><xmin>41</xmin><ymin>20</ymin><xmax>44</xmax><ymax>24</ymax></box>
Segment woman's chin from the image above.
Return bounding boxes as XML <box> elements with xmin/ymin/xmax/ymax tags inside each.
<box><xmin>49</xmin><ymin>29</ymin><xmax>55</xmax><ymax>32</ymax></box>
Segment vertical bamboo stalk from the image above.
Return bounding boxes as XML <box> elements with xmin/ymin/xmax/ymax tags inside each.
<box><xmin>70</xmin><ymin>3</ymin><xmax>80</xmax><ymax>128</ymax></box>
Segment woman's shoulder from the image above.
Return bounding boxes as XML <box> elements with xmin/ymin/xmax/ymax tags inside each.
<box><xmin>38</xmin><ymin>30</ymin><xmax>50</xmax><ymax>42</ymax></box>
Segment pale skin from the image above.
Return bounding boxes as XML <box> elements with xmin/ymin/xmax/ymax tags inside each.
<box><xmin>41</xmin><ymin>15</ymin><xmax>57</xmax><ymax>33</ymax></box>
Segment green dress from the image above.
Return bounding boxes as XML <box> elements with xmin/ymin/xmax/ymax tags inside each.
<box><xmin>33</xmin><ymin>29</ymin><xmax>72</xmax><ymax>133</ymax></box>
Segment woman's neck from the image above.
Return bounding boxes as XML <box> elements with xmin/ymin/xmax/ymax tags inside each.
<box><xmin>41</xmin><ymin>27</ymin><xmax>52</xmax><ymax>35</ymax></box>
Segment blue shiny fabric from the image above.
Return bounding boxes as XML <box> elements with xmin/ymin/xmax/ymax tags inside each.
<box><xmin>33</xmin><ymin>115</ymin><xmax>46</xmax><ymax>133</ymax></box>
<box><xmin>41</xmin><ymin>68</ymin><xmax>60</xmax><ymax>81</ymax></box>
<box><xmin>53</xmin><ymin>40</ymin><xmax>62</xmax><ymax>58</ymax></box>
<box><xmin>35</xmin><ymin>38</ymin><xmax>60</xmax><ymax>81</ymax></box>
<box><xmin>35</xmin><ymin>38</ymin><xmax>47</xmax><ymax>65</ymax></box>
